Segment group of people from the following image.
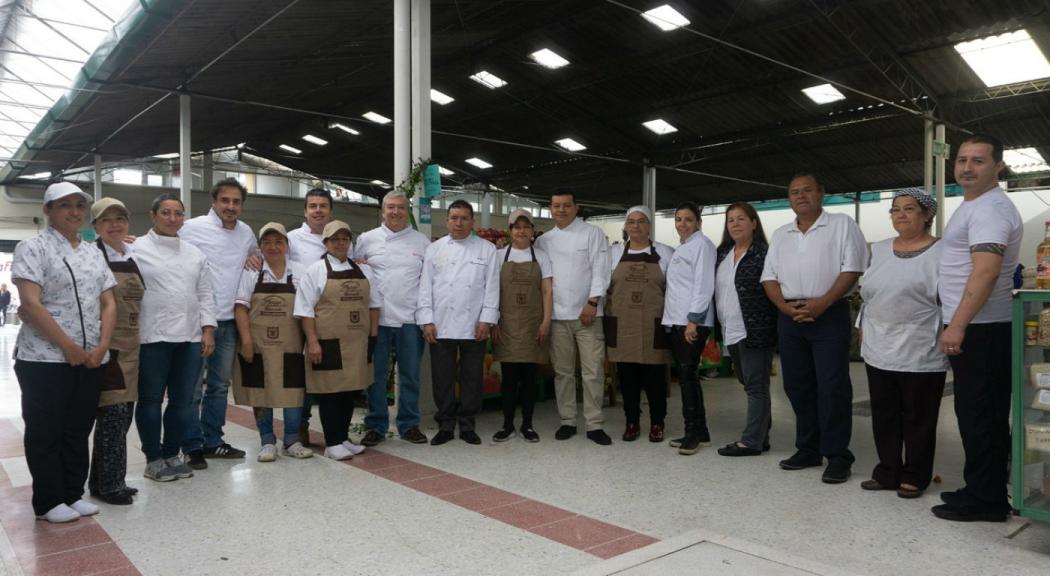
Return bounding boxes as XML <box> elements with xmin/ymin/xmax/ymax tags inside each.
<box><xmin>9</xmin><ymin>134</ymin><xmax>1020</xmax><ymax>527</ymax></box>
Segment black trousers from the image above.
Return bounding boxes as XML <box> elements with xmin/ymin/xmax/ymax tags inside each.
<box><xmin>669</xmin><ymin>326</ymin><xmax>710</xmax><ymax>436</ymax></box>
<box><xmin>948</xmin><ymin>322</ymin><xmax>1012</xmax><ymax>507</ymax></box>
<box><xmin>89</xmin><ymin>402</ymin><xmax>134</xmax><ymax>495</ymax></box>
<box><xmin>500</xmin><ymin>362</ymin><xmax>537</xmax><ymax>429</ymax></box>
<box><xmin>865</xmin><ymin>365</ymin><xmax>946</xmax><ymax>490</ymax></box>
<box><xmin>431</xmin><ymin>339</ymin><xmax>486</xmax><ymax>432</ymax></box>
<box><xmin>315</xmin><ymin>391</ymin><xmax>359</xmax><ymax>447</ymax></box>
<box><xmin>617</xmin><ymin>362</ymin><xmax>667</xmax><ymax>426</ymax></box>
<box><xmin>14</xmin><ymin>361</ymin><xmax>102</xmax><ymax>516</ymax></box>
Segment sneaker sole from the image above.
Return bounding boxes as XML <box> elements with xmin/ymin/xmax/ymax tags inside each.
<box><xmin>145</xmin><ymin>474</ymin><xmax>178</xmax><ymax>482</ymax></box>
<box><xmin>779</xmin><ymin>462</ymin><xmax>823</xmax><ymax>471</ymax></box>
<box><xmin>821</xmin><ymin>475</ymin><xmax>851</xmax><ymax>484</ymax></box>
<box><xmin>493</xmin><ymin>433</ymin><xmax>516</xmax><ymax>443</ymax></box>
<box><xmin>678</xmin><ymin>447</ymin><xmax>701</xmax><ymax>455</ymax></box>
<box><xmin>257</xmin><ymin>456</ymin><xmax>276</xmax><ymax>463</ymax></box>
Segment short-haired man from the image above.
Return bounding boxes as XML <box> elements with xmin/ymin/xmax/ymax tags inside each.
<box><xmin>178</xmin><ymin>177</ymin><xmax>259</xmax><ymax>467</ymax></box>
<box><xmin>287</xmin><ymin>188</ymin><xmax>352</xmax><ymax>265</ymax></box>
<box><xmin>355</xmin><ymin>190</ymin><xmax>431</xmax><ymax>445</ymax></box>
<box><xmin>418</xmin><ymin>200</ymin><xmax>500</xmax><ymax>446</ymax></box>
<box><xmin>761</xmin><ymin>173</ymin><xmax>867</xmax><ymax>483</ymax></box>
<box><xmin>535</xmin><ymin>190</ymin><xmax>613</xmax><ymax>445</ymax></box>
<box><xmin>932</xmin><ymin>135</ymin><xmax>1022</xmax><ymax>522</ymax></box>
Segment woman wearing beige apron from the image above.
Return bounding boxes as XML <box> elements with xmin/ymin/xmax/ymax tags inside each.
<box><xmin>491</xmin><ymin>209</ymin><xmax>552</xmax><ymax>443</ymax></box>
<box><xmin>232</xmin><ymin>223</ymin><xmax>313</xmax><ymax>463</ymax></box>
<box><xmin>293</xmin><ymin>221</ymin><xmax>381</xmax><ymax>461</ymax></box>
<box><xmin>604</xmin><ymin>206</ymin><xmax>674</xmax><ymax>443</ymax></box>
<box><xmin>88</xmin><ymin>198</ymin><xmax>143</xmax><ymax>506</ymax></box>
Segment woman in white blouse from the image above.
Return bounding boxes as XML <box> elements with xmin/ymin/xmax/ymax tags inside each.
<box><xmin>133</xmin><ymin>194</ymin><xmax>216</xmax><ymax>483</ymax></box>
<box><xmin>859</xmin><ymin>189</ymin><xmax>947</xmax><ymax>498</ymax></box>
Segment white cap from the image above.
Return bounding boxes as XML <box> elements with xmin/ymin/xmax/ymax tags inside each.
<box><xmin>258</xmin><ymin>221</ymin><xmax>288</xmax><ymax>240</ymax></box>
<box><xmin>90</xmin><ymin>197</ymin><xmax>129</xmax><ymax>222</ymax></box>
<box><xmin>625</xmin><ymin>205</ymin><xmax>653</xmax><ymax>223</ymax></box>
<box><xmin>322</xmin><ymin>220</ymin><xmax>352</xmax><ymax>240</ymax></box>
<box><xmin>44</xmin><ymin>182</ymin><xmax>92</xmax><ymax>205</ymax></box>
<box><xmin>507</xmin><ymin>208</ymin><xmax>534</xmax><ymax>227</ymax></box>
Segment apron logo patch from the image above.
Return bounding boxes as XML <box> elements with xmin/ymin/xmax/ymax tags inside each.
<box><xmin>350</xmin><ymin>311</ymin><xmax>360</xmax><ymax>323</ymax></box>
<box><xmin>340</xmin><ymin>281</ymin><xmax>363</xmax><ymax>301</ymax></box>
<box><xmin>128</xmin><ymin>312</ymin><xmax>138</xmax><ymax>327</ymax></box>
<box><xmin>267</xmin><ymin>326</ymin><xmax>280</xmax><ymax>340</ymax></box>
<box><xmin>516</xmin><ymin>293</ymin><xmax>527</xmax><ymax>305</ymax></box>
<box><xmin>261</xmin><ymin>295</ymin><xmax>287</xmax><ymax>317</ymax></box>
<box><xmin>631</xmin><ymin>291</ymin><xmax>643</xmax><ymax>303</ymax></box>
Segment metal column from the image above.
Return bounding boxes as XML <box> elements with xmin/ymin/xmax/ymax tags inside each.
<box><xmin>410</xmin><ymin>0</ymin><xmax>432</xmax><ymax>238</ymax></box>
<box><xmin>393</xmin><ymin>0</ymin><xmax>411</xmax><ymax>192</ymax></box>
<box><xmin>642</xmin><ymin>164</ymin><xmax>656</xmax><ymax>213</ymax></box>
<box><xmin>202</xmin><ymin>151</ymin><xmax>213</xmax><ymax>192</ymax></box>
<box><xmin>935</xmin><ymin>123</ymin><xmax>946</xmax><ymax>236</ymax></box>
<box><xmin>480</xmin><ymin>186</ymin><xmax>492</xmax><ymax>228</ymax></box>
<box><xmin>924</xmin><ymin>120</ymin><xmax>934</xmax><ymax>195</ymax></box>
<box><xmin>179</xmin><ymin>94</ymin><xmax>192</xmax><ymax>215</ymax></box>
<box><xmin>93</xmin><ymin>154</ymin><xmax>102</xmax><ymax>201</ymax></box>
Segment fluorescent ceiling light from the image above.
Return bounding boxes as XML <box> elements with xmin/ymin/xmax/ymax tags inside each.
<box><xmin>642</xmin><ymin>119</ymin><xmax>677</xmax><ymax>135</ymax></box>
<box><xmin>23</xmin><ymin>171</ymin><xmax>50</xmax><ymax>180</ymax></box>
<box><xmin>279</xmin><ymin>144</ymin><xmax>302</xmax><ymax>154</ymax></box>
<box><xmin>642</xmin><ymin>5</ymin><xmax>690</xmax><ymax>31</ymax></box>
<box><xmin>469</xmin><ymin>70</ymin><xmax>507</xmax><ymax>89</ymax></box>
<box><xmin>331</xmin><ymin>123</ymin><xmax>360</xmax><ymax>135</ymax></box>
<box><xmin>363</xmin><ymin>111</ymin><xmax>392</xmax><ymax>124</ymax></box>
<box><xmin>302</xmin><ymin>134</ymin><xmax>328</xmax><ymax>146</ymax></box>
<box><xmin>530</xmin><ymin>48</ymin><xmax>570</xmax><ymax>69</ymax></box>
<box><xmin>153</xmin><ymin>152</ymin><xmax>180</xmax><ymax>159</ymax></box>
<box><xmin>370</xmin><ymin>179</ymin><xmax>391</xmax><ymax>188</ymax></box>
<box><xmin>802</xmin><ymin>83</ymin><xmax>846</xmax><ymax>104</ymax></box>
<box><xmin>555</xmin><ymin>138</ymin><xmax>586</xmax><ymax>151</ymax></box>
<box><xmin>466</xmin><ymin>157</ymin><xmax>493</xmax><ymax>169</ymax></box>
<box><xmin>955</xmin><ymin>29</ymin><xmax>1050</xmax><ymax>87</ymax></box>
<box><xmin>1004</xmin><ymin>147</ymin><xmax>1050</xmax><ymax>173</ymax></box>
<box><xmin>437</xmin><ymin>165</ymin><xmax>455</xmax><ymax>176</ymax></box>
<box><xmin>430</xmin><ymin>89</ymin><xmax>455</xmax><ymax>105</ymax></box>
<box><xmin>236</xmin><ymin>142</ymin><xmax>246</xmax><ymax>149</ymax></box>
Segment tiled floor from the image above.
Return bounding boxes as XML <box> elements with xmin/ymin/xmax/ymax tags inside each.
<box><xmin>1</xmin><ymin>323</ymin><xmax>1049</xmax><ymax>575</ymax></box>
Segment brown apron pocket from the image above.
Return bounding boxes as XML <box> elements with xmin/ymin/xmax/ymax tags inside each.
<box><xmin>101</xmin><ymin>350</ymin><xmax>125</xmax><ymax>391</ymax></box>
<box><xmin>313</xmin><ymin>339</ymin><xmax>343</xmax><ymax>371</ymax></box>
<box><xmin>603</xmin><ymin>316</ymin><xmax>618</xmax><ymax>348</ymax></box>
<box><xmin>239</xmin><ymin>354</ymin><xmax>265</xmax><ymax>388</ymax></box>
<box><xmin>653</xmin><ymin>318</ymin><xmax>671</xmax><ymax>350</ymax></box>
<box><xmin>283</xmin><ymin>353</ymin><xmax>306</xmax><ymax>388</ymax></box>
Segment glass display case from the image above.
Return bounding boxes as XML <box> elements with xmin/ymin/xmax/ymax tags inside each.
<box><xmin>1012</xmin><ymin>290</ymin><xmax>1050</xmax><ymax>523</ymax></box>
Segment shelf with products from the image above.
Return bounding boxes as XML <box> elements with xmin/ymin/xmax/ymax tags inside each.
<box><xmin>1012</xmin><ymin>291</ymin><xmax>1050</xmax><ymax>522</ymax></box>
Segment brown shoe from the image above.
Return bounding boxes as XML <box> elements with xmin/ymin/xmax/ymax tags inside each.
<box><xmin>622</xmin><ymin>423</ymin><xmax>640</xmax><ymax>442</ymax></box>
<box><xmin>648</xmin><ymin>424</ymin><xmax>664</xmax><ymax>443</ymax></box>
<box><xmin>860</xmin><ymin>479</ymin><xmax>895</xmax><ymax>491</ymax></box>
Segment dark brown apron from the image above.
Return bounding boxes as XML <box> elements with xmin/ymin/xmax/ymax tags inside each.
<box><xmin>97</xmin><ymin>240</ymin><xmax>143</xmax><ymax>406</ymax></box>
<box><xmin>306</xmin><ymin>258</ymin><xmax>372</xmax><ymax>393</ymax></box>
<box><xmin>232</xmin><ymin>269</ymin><xmax>306</xmax><ymax>408</ymax></box>
<box><xmin>493</xmin><ymin>246</ymin><xmax>548</xmax><ymax>364</ymax></box>
<box><xmin>604</xmin><ymin>242</ymin><xmax>672</xmax><ymax>364</ymax></box>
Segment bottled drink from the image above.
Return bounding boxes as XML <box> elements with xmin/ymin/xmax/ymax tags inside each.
<box><xmin>1038</xmin><ymin>221</ymin><xmax>1050</xmax><ymax>289</ymax></box>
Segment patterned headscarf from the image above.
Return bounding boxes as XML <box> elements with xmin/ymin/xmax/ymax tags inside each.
<box><xmin>892</xmin><ymin>188</ymin><xmax>937</xmax><ymax>218</ymax></box>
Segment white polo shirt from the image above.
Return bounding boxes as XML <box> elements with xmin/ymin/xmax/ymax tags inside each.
<box><xmin>287</xmin><ymin>222</ymin><xmax>352</xmax><ymax>267</ymax></box>
<box><xmin>662</xmin><ymin>231</ymin><xmax>717</xmax><ymax>327</ymax></box>
<box><xmin>178</xmin><ymin>209</ymin><xmax>258</xmax><ymax>321</ymax></box>
<box><xmin>417</xmin><ymin>234</ymin><xmax>501</xmax><ymax>339</ymax></box>
<box><xmin>534</xmin><ymin>217</ymin><xmax>610</xmax><ymax>320</ymax></box>
<box><xmin>354</xmin><ymin>223</ymin><xmax>431</xmax><ymax>327</ymax></box>
<box><xmin>760</xmin><ymin>210</ymin><xmax>868</xmax><ymax>300</ymax></box>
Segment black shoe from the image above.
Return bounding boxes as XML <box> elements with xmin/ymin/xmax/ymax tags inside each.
<box><xmin>717</xmin><ymin>443</ymin><xmax>762</xmax><ymax>457</ymax></box>
<box><xmin>939</xmin><ymin>490</ymin><xmax>966</xmax><ymax>506</ymax></box>
<box><xmin>822</xmin><ymin>461</ymin><xmax>852</xmax><ymax>484</ymax></box>
<box><xmin>669</xmin><ymin>436</ymin><xmax>686</xmax><ymax>448</ymax></box>
<box><xmin>202</xmin><ymin>443</ymin><xmax>246</xmax><ymax>459</ymax></box>
<box><xmin>430</xmin><ymin>430</ymin><xmax>454</xmax><ymax>446</ymax></box>
<box><xmin>555</xmin><ymin>425</ymin><xmax>577</xmax><ymax>440</ymax></box>
<box><xmin>762</xmin><ymin>441</ymin><xmax>771</xmax><ymax>452</ymax></box>
<box><xmin>493</xmin><ymin>427</ymin><xmax>516</xmax><ymax>442</ymax></box>
<box><xmin>778</xmin><ymin>451</ymin><xmax>823</xmax><ymax>470</ymax></box>
<box><xmin>361</xmin><ymin>429</ymin><xmax>386</xmax><ymax>446</ymax></box>
<box><xmin>97</xmin><ymin>490</ymin><xmax>133</xmax><ymax>506</ymax></box>
<box><xmin>185</xmin><ymin>449</ymin><xmax>208</xmax><ymax>470</ymax></box>
<box><xmin>586</xmin><ymin>429</ymin><xmax>612</xmax><ymax>446</ymax></box>
<box><xmin>521</xmin><ymin>427</ymin><xmax>540</xmax><ymax>443</ymax></box>
<box><xmin>678</xmin><ymin>435</ymin><xmax>702</xmax><ymax>455</ymax></box>
<box><xmin>400</xmin><ymin>427</ymin><xmax>428</xmax><ymax>444</ymax></box>
<box><xmin>460</xmin><ymin>430</ymin><xmax>482</xmax><ymax>445</ymax></box>
<box><xmin>931</xmin><ymin>502</ymin><xmax>1009</xmax><ymax>522</ymax></box>
<box><xmin>122</xmin><ymin>486</ymin><xmax>139</xmax><ymax>496</ymax></box>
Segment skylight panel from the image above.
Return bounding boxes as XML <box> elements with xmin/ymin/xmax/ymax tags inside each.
<box><xmin>302</xmin><ymin>134</ymin><xmax>328</xmax><ymax>146</ymax></box>
<box><xmin>466</xmin><ymin>157</ymin><xmax>493</xmax><ymax>169</ymax></box>
<box><xmin>802</xmin><ymin>83</ymin><xmax>846</xmax><ymax>104</ymax></box>
<box><xmin>530</xmin><ymin>48</ymin><xmax>570</xmax><ymax>69</ymax></box>
<box><xmin>437</xmin><ymin>166</ymin><xmax>455</xmax><ymax>176</ymax></box>
<box><xmin>363</xmin><ymin>111</ymin><xmax>392</xmax><ymax>124</ymax></box>
<box><xmin>469</xmin><ymin>71</ymin><xmax>507</xmax><ymax>89</ymax></box>
<box><xmin>642</xmin><ymin>5</ymin><xmax>690</xmax><ymax>31</ymax></box>
<box><xmin>430</xmin><ymin>89</ymin><xmax>455</xmax><ymax>105</ymax></box>
<box><xmin>153</xmin><ymin>153</ymin><xmax>180</xmax><ymax>159</ymax></box>
<box><xmin>954</xmin><ymin>29</ymin><xmax>1050</xmax><ymax>87</ymax></box>
<box><xmin>331</xmin><ymin>123</ymin><xmax>360</xmax><ymax>135</ymax></box>
<box><xmin>642</xmin><ymin>119</ymin><xmax>677</xmax><ymax>135</ymax></box>
<box><xmin>23</xmin><ymin>171</ymin><xmax>51</xmax><ymax>180</ymax></box>
<box><xmin>279</xmin><ymin>144</ymin><xmax>302</xmax><ymax>154</ymax></box>
<box><xmin>370</xmin><ymin>180</ymin><xmax>391</xmax><ymax>188</ymax></box>
<box><xmin>555</xmin><ymin>138</ymin><xmax>586</xmax><ymax>151</ymax></box>
<box><xmin>1004</xmin><ymin>147</ymin><xmax>1050</xmax><ymax>173</ymax></box>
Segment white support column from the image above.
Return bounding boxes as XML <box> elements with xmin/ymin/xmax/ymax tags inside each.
<box><xmin>202</xmin><ymin>151</ymin><xmax>213</xmax><ymax>191</ymax></box>
<box><xmin>935</xmin><ymin>123</ymin><xmax>946</xmax><ymax>236</ymax></box>
<box><xmin>480</xmin><ymin>187</ymin><xmax>492</xmax><ymax>228</ymax></box>
<box><xmin>854</xmin><ymin>192</ymin><xmax>861</xmax><ymax>223</ymax></box>
<box><xmin>642</xmin><ymin>164</ymin><xmax>656</xmax><ymax>213</ymax></box>
<box><xmin>394</xmin><ymin>0</ymin><xmax>411</xmax><ymax>191</ymax></box>
<box><xmin>924</xmin><ymin>119</ymin><xmax>934</xmax><ymax>195</ymax></box>
<box><xmin>179</xmin><ymin>94</ymin><xmax>192</xmax><ymax>215</ymax></box>
<box><xmin>410</xmin><ymin>0</ymin><xmax>432</xmax><ymax>238</ymax></box>
<box><xmin>93</xmin><ymin>154</ymin><xmax>102</xmax><ymax>201</ymax></box>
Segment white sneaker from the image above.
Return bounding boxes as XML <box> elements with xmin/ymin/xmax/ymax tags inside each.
<box><xmin>323</xmin><ymin>444</ymin><xmax>353</xmax><ymax>461</ymax></box>
<box><xmin>258</xmin><ymin>444</ymin><xmax>277</xmax><ymax>462</ymax></box>
<box><xmin>70</xmin><ymin>499</ymin><xmax>99</xmax><ymax>517</ymax></box>
<box><xmin>37</xmin><ymin>503</ymin><xmax>79</xmax><ymax>523</ymax></box>
<box><xmin>283</xmin><ymin>442</ymin><xmax>313</xmax><ymax>459</ymax></box>
<box><xmin>341</xmin><ymin>440</ymin><xmax>366</xmax><ymax>456</ymax></box>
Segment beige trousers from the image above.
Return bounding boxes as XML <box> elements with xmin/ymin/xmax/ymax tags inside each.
<box><xmin>549</xmin><ymin>319</ymin><xmax>606</xmax><ymax>430</ymax></box>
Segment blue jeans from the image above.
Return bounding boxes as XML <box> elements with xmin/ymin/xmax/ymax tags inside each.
<box><xmin>184</xmin><ymin>320</ymin><xmax>236</xmax><ymax>452</ymax></box>
<box><xmin>254</xmin><ymin>407</ymin><xmax>304</xmax><ymax>447</ymax></box>
<box><xmin>364</xmin><ymin>324</ymin><xmax>424</xmax><ymax>435</ymax></box>
<box><xmin>137</xmin><ymin>342</ymin><xmax>202</xmax><ymax>462</ymax></box>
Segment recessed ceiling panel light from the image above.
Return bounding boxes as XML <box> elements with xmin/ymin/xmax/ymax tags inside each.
<box><xmin>530</xmin><ymin>48</ymin><xmax>570</xmax><ymax>69</ymax></box>
<box><xmin>642</xmin><ymin>5</ymin><xmax>690</xmax><ymax>31</ymax></box>
<box><xmin>363</xmin><ymin>111</ymin><xmax>392</xmax><ymax>124</ymax></box>
<box><xmin>555</xmin><ymin>138</ymin><xmax>586</xmax><ymax>151</ymax></box>
<box><xmin>279</xmin><ymin>144</ymin><xmax>302</xmax><ymax>154</ymax></box>
<box><xmin>642</xmin><ymin>119</ymin><xmax>677</xmax><ymax>135</ymax></box>
<box><xmin>153</xmin><ymin>152</ymin><xmax>179</xmax><ymax>159</ymax></box>
<box><xmin>955</xmin><ymin>29</ymin><xmax>1050</xmax><ymax>87</ymax></box>
<box><xmin>23</xmin><ymin>171</ymin><xmax>51</xmax><ymax>179</ymax></box>
<box><xmin>430</xmin><ymin>89</ymin><xmax>455</xmax><ymax>105</ymax></box>
<box><xmin>1004</xmin><ymin>147</ymin><xmax>1050</xmax><ymax>173</ymax></box>
<box><xmin>370</xmin><ymin>179</ymin><xmax>391</xmax><ymax>188</ymax></box>
<box><xmin>302</xmin><ymin>134</ymin><xmax>328</xmax><ymax>146</ymax></box>
<box><xmin>801</xmin><ymin>83</ymin><xmax>847</xmax><ymax>104</ymax></box>
<box><xmin>331</xmin><ymin>123</ymin><xmax>360</xmax><ymax>135</ymax></box>
<box><xmin>437</xmin><ymin>165</ymin><xmax>455</xmax><ymax>176</ymax></box>
<box><xmin>465</xmin><ymin>157</ymin><xmax>493</xmax><ymax>169</ymax></box>
<box><xmin>469</xmin><ymin>70</ymin><xmax>507</xmax><ymax>89</ymax></box>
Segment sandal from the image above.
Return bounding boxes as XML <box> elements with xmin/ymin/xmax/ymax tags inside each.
<box><xmin>896</xmin><ymin>485</ymin><xmax>924</xmax><ymax>499</ymax></box>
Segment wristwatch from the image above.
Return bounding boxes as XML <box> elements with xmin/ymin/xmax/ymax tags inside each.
<box><xmin>587</xmin><ymin>298</ymin><xmax>600</xmax><ymax>308</ymax></box>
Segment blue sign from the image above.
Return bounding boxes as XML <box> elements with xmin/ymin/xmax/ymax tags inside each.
<box><xmin>423</xmin><ymin>164</ymin><xmax>441</xmax><ymax>198</ymax></box>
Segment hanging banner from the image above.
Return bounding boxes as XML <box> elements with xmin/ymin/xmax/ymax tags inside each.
<box><xmin>423</xmin><ymin>164</ymin><xmax>442</xmax><ymax>199</ymax></box>
<box><xmin>419</xmin><ymin>198</ymin><xmax>432</xmax><ymax>224</ymax></box>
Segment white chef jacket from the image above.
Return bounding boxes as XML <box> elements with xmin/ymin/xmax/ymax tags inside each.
<box><xmin>287</xmin><ymin>222</ymin><xmax>352</xmax><ymax>267</ymax></box>
<box><xmin>534</xmin><ymin>218</ymin><xmax>610</xmax><ymax>320</ymax></box>
<box><xmin>135</xmin><ymin>229</ymin><xmax>216</xmax><ymax>344</ymax></box>
<box><xmin>354</xmin><ymin>223</ymin><xmax>431</xmax><ymax>327</ymax></box>
<box><xmin>417</xmin><ymin>234</ymin><xmax>501</xmax><ymax>340</ymax></box>
<box><xmin>234</xmin><ymin>259</ymin><xmax>305</xmax><ymax>308</ymax></box>
<box><xmin>293</xmin><ymin>254</ymin><xmax>382</xmax><ymax>318</ymax></box>
<box><xmin>662</xmin><ymin>230</ymin><xmax>717</xmax><ymax>328</ymax></box>
<box><xmin>760</xmin><ymin>210</ymin><xmax>868</xmax><ymax>300</ymax></box>
<box><xmin>178</xmin><ymin>209</ymin><xmax>258</xmax><ymax>321</ymax></box>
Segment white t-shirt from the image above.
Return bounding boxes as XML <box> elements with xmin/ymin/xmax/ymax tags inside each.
<box><xmin>293</xmin><ymin>254</ymin><xmax>382</xmax><ymax>318</ymax></box>
<box><xmin>234</xmin><ymin>260</ymin><xmax>305</xmax><ymax>308</ymax></box>
<box><xmin>609</xmin><ymin>242</ymin><xmax>674</xmax><ymax>277</ymax></box>
<box><xmin>938</xmin><ymin>187</ymin><xmax>1023</xmax><ymax>324</ymax></box>
<box><xmin>715</xmin><ymin>253</ymin><xmax>747</xmax><ymax>346</ymax></box>
<box><xmin>499</xmin><ymin>245</ymin><xmax>553</xmax><ymax>278</ymax></box>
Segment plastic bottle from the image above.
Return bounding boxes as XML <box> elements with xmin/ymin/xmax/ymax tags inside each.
<box><xmin>1039</xmin><ymin>221</ymin><xmax>1050</xmax><ymax>289</ymax></box>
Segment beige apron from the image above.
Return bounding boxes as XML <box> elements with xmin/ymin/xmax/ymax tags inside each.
<box><xmin>306</xmin><ymin>258</ymin><xmax>372</xmax><ymax>393</ymax></box>
<box><xmin>98</xmin><ymin>240</ymin><xmax>143</xmax><ymax>407</ymax></box>
<box><xmin>604</xmin><ymin>242</ymin><xmax>672</xmax><ymax>364</ymax></box>
<box><xmin>232</xmin><ymin>270</ymin><xmax>306</xmax><ymax>408</ymax></box>
<box><xmin>493</xmin><ymin>246</ymin><xmax>548</xmax><ymax>364</ymax></box>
